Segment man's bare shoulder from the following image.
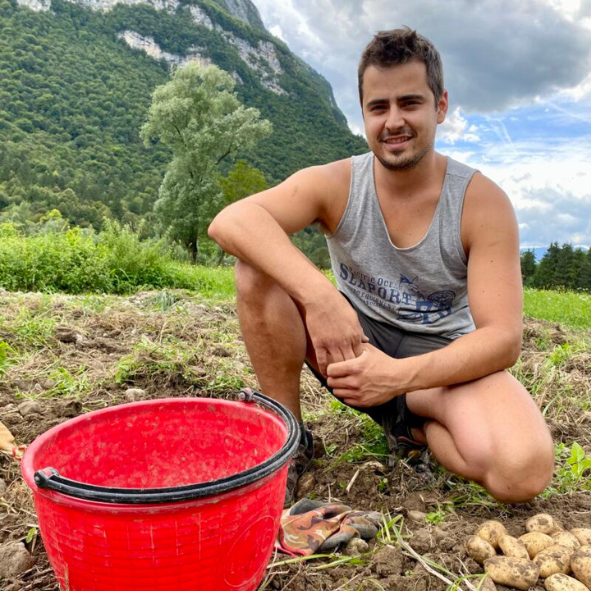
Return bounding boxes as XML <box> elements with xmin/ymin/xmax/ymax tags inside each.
<box><xmin>288</xmin><ymin>158</ymin><xmax>352</xmax><ymax>231</ymax></box>
<box><xmin>462</xmin><ymin>171</ymin><xmax>518</xmax><ymax>253</ymax></box>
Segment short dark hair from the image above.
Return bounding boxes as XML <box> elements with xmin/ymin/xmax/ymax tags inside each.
<box><xmin>358</xmin><ymin>28</ymin><xmax>444</xmax><ymax>105</ymax></box>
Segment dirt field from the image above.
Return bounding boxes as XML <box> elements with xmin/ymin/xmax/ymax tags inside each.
<box><xmin>0</xmin><ymin>289</ymin><xmax>590</xmax><ymax>590</ymax></box>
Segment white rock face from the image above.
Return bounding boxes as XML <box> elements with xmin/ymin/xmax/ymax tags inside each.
<box><xmin>117</xmin><ymin>31</ymin><xmax>210</xmax><ymax>68</ymax></box>
<box><xmin>189</xmin><ymin>5</ymin><xmax>213</xmax><ymax>29</ymax></box>
<box><xmin>64</xmin><ymin>0</ymin><xmax>179</xmax><ymax>12</ymax></box>
<box><xmin>221</xmin><ymin>32</ymin><xmax>286</xmax><ymax>95</ymax></box>
<box><xmin>15</xmin><ymin>0</ymin><xmax>51</xmax><ymax>11</ymax></box>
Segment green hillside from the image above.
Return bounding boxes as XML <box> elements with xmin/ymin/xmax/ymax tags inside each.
<box><xmin>0</xmin><ymin>0</ymin><xmax>367</xmax><ymax>229</ymax></box>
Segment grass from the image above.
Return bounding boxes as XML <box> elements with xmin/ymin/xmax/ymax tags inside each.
<box><xmin>524</xmin><ymin>287</ymin><xmax>591</xmax><ymax>329</ymax></box>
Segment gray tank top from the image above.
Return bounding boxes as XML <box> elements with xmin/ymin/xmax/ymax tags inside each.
<box><xmin>327</xmin><ymin>152</ymin><xmax>477</xmax><ymax>339</ymax></box>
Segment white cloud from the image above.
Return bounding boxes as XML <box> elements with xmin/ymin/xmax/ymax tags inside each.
<box><xmin>437</xmin><ymin>108</ymin><xmax>481</xmax><ymax>144</ymax></box>
<box><xmin>252</xmin><ymin>0</ymin><xmax>591</xmax><ymax>247</ymax></box>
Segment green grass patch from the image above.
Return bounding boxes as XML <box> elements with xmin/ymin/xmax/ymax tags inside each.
<box><xmin>524</xmin><ymin>287</ymin><xmax>591</xmax><ymax>329</ymax></box>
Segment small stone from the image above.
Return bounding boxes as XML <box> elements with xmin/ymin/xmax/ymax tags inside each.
<box><xmin>408</xmin><ymin>510</ymin><xmax>427</xmax><ymax>523</ymax></box>
<box><xmin>0</xmin><ymin>542</ymin><xmax>34</xmax><ymax>577</ymax></box>
<box><xmin>343</xmin><ymin>537</ymin><xmax>369</xmax><ymax>556</ymax></box>
<box><xmin>124</xmin><ymin>388</ymin><xmax>145</xmax><ymax>401</ymax></box>
<box><xmin>0</xmin><ymin>479</ymin><xmax>6</xmax><ymax>496</ymax></box>
<box><xmin>296</xmin><ymin>472</ymin><xmax>315</xmax><ymax>498</ymax></box>
<box><xmin>18</xmin><ymin>400</ymin><xmax>42</xmax><ymax>417</ymax></box>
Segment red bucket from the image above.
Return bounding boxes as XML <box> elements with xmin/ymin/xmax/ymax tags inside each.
<box><xmin>21</xmin><ymin>390</ymin><xmax>299</xmax><ymax>591</ymax></box>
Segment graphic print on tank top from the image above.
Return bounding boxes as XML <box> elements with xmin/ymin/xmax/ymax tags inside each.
<box><xmin>338</xmin><ymin>264</ymin><xmax>457</xmax><ymax>326</ymax></box>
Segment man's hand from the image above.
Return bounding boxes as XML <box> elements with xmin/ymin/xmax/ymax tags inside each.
<box><xmin>326</xmin><ymin>344</ymin><xmax>406</xmax><ymax>407</ymax></box>
<box><xmin>304</xmin><ymin>293</ymin><xmax>368</xmax><ymax>377</ymax></box>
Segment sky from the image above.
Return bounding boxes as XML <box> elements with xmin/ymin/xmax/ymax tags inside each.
<box><xmin>252</xmin><ymin>0</ymin><xmax>591</xmax><ymax>250</ymax></box>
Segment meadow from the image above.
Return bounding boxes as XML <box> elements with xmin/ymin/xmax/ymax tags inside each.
<box><xmin>0</xmin><ymin>226</ymin><xmax>590</xmax><ymax>591</ymax></box>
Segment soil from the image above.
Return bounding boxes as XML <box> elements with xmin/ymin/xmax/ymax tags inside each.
<box><xmin>0</xmin><ymin>290</ymin><xmax>590</xmax><ymax>591</ymax></box>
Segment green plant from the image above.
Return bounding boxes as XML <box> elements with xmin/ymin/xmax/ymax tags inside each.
<box><xmin>547</xmin><ymin>442</ymin><xmax>591</xmax><ymax>495</ymax></box>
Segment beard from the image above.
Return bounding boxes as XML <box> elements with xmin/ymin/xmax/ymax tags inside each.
<box><xmin>375</xmin><ymin>138</ymin><xmax>433</xmax><ymax>171</ymax></box>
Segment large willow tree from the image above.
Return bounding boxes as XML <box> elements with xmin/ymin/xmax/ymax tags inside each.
<box><xmin>141</xmin><ymin>61</ymin><xmax>272</xmax><ymax>261</ymax></box>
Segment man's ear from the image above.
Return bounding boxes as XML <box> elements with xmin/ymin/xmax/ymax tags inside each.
<box><xmin>437</xmin><ymin>89</ymin><xmax>449</xmax><ymax>124</ymax></box>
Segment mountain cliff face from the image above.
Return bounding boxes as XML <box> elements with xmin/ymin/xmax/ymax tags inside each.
<box><xmin>0</xmin><ymin>0</ymin><xmax>366</xmax><ymax>228</ymax></box>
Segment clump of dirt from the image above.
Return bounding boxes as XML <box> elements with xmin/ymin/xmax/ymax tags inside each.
<box><xmin>0</xmin><ymin>290</ymin><xmax>590</xmax><ymax>591</ymax></box>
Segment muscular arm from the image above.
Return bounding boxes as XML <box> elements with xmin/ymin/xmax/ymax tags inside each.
<box><xmin>208</xmin><ymin>161</ymin><xmax>366</xmax><ymax>373</ymax></box>
<box><xmin>327</xmin><ymin>173</ymin><xmax>523</xmax><ymax>405</ymax></box>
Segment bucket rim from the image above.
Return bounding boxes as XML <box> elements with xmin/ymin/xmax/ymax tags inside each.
<box><xmin>22</xmin><ymin>390</ymin><xmax>300</xmax><ymax>505</ymax></box>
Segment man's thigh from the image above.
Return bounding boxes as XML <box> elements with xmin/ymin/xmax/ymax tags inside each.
<box><xmin>407</xmin><ymin>370</ymin><xmax>553</xmax><ymax>473</ymax></box>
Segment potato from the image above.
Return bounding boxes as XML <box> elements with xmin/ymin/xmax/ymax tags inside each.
<box><xmin>526</xmin><ymin>513</ymin><xmax>560</xmax><ymax>535</ymax></box>
<box><xmin>498</xmin><ymin>534</ymin><xmax>530</xmax><ymax>560</ymax></box>
<box><xmin>520</xmin><ymin>531</ymin><xmax>555</xmax><ymax>559</ymax></box>
<box><xmin>499</xmin><ymin>536</ymin><xmax>529</xmax><ymax>560</ymax></box>
<box><xmin>476</xmin><ymin>520</ymin><xmax>508</xmax><ymax>549</ymax></box>
<box><xmin>552</xmin><ymin>531</ymin><xmax>581</xmax><ymax>551</ymax></box>
<box><xmin>571</xmin><ymin>546</ymin><xmax>591</xmax><ymax>588</ymax></box>
<box><xmin>484</xmin><ymin>557</ymin><xmax>540</xmax><ymax>590</ymax></box>
<box><xmin>466</xmin><ymin>535</ymin><xmax>497</xmax><ymax>564</ymax></box>
<box><xmin>571</xmin><ymin>529</ymin><xmax>591</xmax><ymax>547</ymax></box>
<box><xmin>545</xmin><ymin>573</ymin><xmax>590</xmax><ymax>591</ymax></box>
<box><xmin>535</xmin><ymin>544</ymin><xmax>573</xmax><ymax>578</ymax></box>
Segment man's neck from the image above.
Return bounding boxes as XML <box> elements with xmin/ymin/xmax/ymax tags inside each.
<box><xmin>374</xmin><ymin>151</ymin><xmax>446</xmax><ymax>199</ymax></box>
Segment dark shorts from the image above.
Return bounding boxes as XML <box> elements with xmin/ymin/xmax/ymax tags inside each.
<box><xmin>308</xmin><ymin>296</ymin><xmax>453</xmax><ymax>432</ymax></box>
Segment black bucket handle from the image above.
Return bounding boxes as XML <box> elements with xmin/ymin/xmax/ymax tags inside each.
<box><xmin>34</xmin><ymin>390</ymin><xmax>300</xmax><ymax>505</ymax></box>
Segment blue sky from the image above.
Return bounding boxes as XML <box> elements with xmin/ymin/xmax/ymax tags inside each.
<box><xmin>253</xmin><ymin>0</ymin><xmax>591</xmax><ymax>249</ymax></box>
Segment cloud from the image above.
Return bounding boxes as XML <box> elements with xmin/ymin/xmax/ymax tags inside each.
<box><xmin>437</xmin><ymin>108</ymin><xmax>480</xmax><ymax>144</ymax></box>
<box><xmin>255</xmin><ymin>0</ymin><xmax>591</xmax><ymax>118</ymax></box>
<box><xmin>253</xmin><ymin>0</ymin><xmax>591</xmax><ymax>247</ymax></box>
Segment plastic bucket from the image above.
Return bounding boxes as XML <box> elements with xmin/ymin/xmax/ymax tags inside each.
<box><xmin>21</xmin><ymin>390</ymin><xmax>299</xmax><ymax>591</ymax></box>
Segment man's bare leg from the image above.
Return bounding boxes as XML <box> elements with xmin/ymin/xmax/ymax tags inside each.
<box><xmin>407</xmin><ymin>371</ymin><xmax>554</xmax><ymax>502</ymax></box>
<box><xmin>234</xmin><ymin>260</ymin><xmax>307</xmax><ymax>421</ymax></box>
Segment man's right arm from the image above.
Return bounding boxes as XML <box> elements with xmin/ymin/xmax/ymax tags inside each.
<box><xmin>207</xmin><ymin>162</ymin><xmax>365</xmax><ymax>373</ymax></box>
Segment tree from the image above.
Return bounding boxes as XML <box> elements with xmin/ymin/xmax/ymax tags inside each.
<box><xmin>215</xmin><ymin>159</ymin><xmax>268</xmax><ymax>264</ymax></box>
<box><xmin>520</xmin><ymin>250</ymin><xmax>536</xmax><ymax>286</ymax></box>
<box><xmin>140</xmin><ymin>61</ymin><xmax>272</xmax><ymax>261</ymax></box>
<box><xmin>533</xmin><ymin>242</ymin><xmax>560</xmax><ymax>289</ymax></box>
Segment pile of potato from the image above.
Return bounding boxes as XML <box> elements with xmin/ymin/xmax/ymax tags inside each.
<box><xmin>465</xmin><ymin>514</ymin><xmax>591</xmax><ymax>590</ymax></box>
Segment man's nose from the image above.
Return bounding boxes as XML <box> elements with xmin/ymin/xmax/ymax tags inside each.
<box><xmin>385</xmin><ymin>106</ymin><xmax>405</xmax><ymax>132</ymax></box>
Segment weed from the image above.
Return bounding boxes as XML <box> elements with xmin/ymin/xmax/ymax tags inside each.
<box><xmin>425</xmin><ymin>503</ymin><xmax>454</xmax><ymax>525</ymax></box>
<box><xmin>0</xmin><ymin>341</ymin><xmax>16</xmax><ymax>374</ymax></box>
<box><xmin>544</xmin><ymin>442</ymin><xmax>591</xmax><ymax>496</ymax></box>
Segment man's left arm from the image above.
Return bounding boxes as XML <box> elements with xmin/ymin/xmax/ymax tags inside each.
<box><xmin>327</xmin><ymin>173</ymin><xmax>523</xmax><ymax>406</ymax></box>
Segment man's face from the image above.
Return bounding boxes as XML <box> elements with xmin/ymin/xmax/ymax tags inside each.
<box><xmin>361</xmin><ymin>61</ymin><xmax>448</xmax><ymax>171</ymax></box>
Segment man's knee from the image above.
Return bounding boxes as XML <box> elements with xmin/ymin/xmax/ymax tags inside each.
<box><xmin>234</xmin><ymin>260</ymin><xmax>275</xmax><ymax>301</ymax></box>
<box><xmin>483</xmin><ymin>442</ymin><xmax>554</xmax><ymax>503</ymax></box>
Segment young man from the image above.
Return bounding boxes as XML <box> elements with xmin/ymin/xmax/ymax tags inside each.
<box><xmin>208</xmin><ymin>28</ymin><xmax>554</xmax><ymax>505</ymax></box>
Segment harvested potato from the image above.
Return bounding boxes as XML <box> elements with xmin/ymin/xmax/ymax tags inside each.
<box><xmin>466</xmin><ymin>535</ymin><xmax>497</xmax><ymax>564</ymax></box>
<box><xmin>545</xmin><ymin>573</ymin><xmax>590</xmax><ymax>591</ymax></box>
<box><xmin>499</xmin><ymin>535</ymin><xmax>530</xmax><ymax>560</ymax></box>
<box><xmin>526</xmin><ymin>514</ymin><xmax>560</xmax><ymax>535</ymax></box>
<box><xmin>484</xmin><ymin>556</ymin><xmax>540</xmax><ymax>590</ymax></box>
<box><xmin>552</xmin><ymin>531</ymin><xmax>581</xmax><ymax>551</ymax></box>
<box><xmin>476</xmin><ymin>521</ymin><xmax>508</xmax><ymax>549</ymax></box>
<box><xmin>571</xmin><ymin>529</ymin><xmax>591</xmax><ymax>547</ymax></box>
<box><xmin>520</xmin><ymin>532</ymin><xmax>555</xmax><ymax>559</ymax></box>
<box><xmin>534</xmin><ymin>544</ymin><xmax>573</xmax><ymax>578</ymax></box>
<box><xmin>571</xmin><ymin>546</ymin><xmax>591</xmax><ymax>588</ymax></box>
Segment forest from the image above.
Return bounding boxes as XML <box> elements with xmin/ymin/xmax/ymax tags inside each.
<box><xmin>521</xmin><ymin>243</ymin><xmax>591</xmax><ymax>292</ymax></box>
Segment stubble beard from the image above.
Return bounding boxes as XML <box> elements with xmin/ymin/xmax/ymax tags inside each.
<box><xmin>375</xmin><ymin>139</ymin><xmax>433</xmax><ymax>172</ymax></box>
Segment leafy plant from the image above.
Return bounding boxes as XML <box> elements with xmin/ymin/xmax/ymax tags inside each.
<box><xmin>549</xmin><ymin>442</ymin><xmax>591</xmax><ymax>494</ymax></box>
